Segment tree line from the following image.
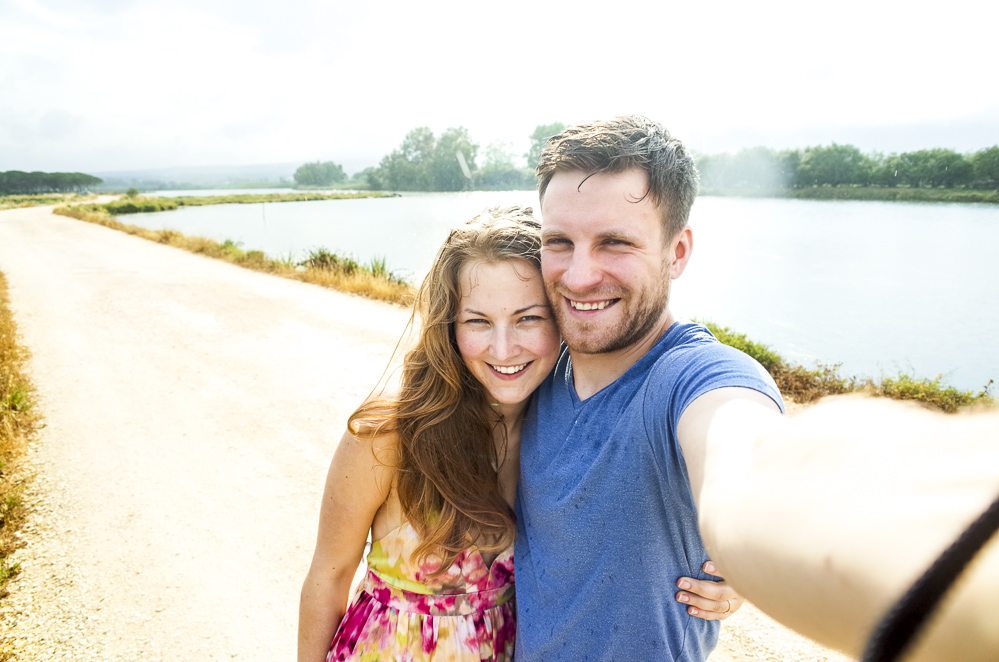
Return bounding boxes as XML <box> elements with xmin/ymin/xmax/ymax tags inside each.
<box><xmin>360</xmin><ymin>123</ymin><xmax>563</xmax><ymax>191</ymax></box>
<box><xmin>1</xmin><ymin>171</ymin><xmax>103</xmax><ymax>195</ymax></box>
<box><xmin>293</xmin><ymin>128</ymin><xmax>999</xmax><ymax>194</ymax></box>
<box><xmin>292</xmin><ymin>123</ymin><xmax>566</xmax><ymax>192</ymax></box>
<box><xmin>697</xmin><ymin>144</ymin><xmax>999</xmax><ymax>192</ymax></box>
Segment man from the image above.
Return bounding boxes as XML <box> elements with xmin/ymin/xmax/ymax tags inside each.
<box><xmin>515</xmin><ymin>115</ymin><xmax>999</xmax><ymax>660</ymax></box>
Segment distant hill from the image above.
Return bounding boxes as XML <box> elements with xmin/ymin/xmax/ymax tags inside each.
<box><xmin>94</xmin><ymin>162</ymin><xmax>299</xmax><ymax>191</ymax></box>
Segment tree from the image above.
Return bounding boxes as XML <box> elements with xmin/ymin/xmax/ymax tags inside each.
<box><xmin>883</xmin><ymin>149</ymin><xmax>973</xmax><ymax>188</ymax></box>
<box><xmin>293</xmin><ymin>161</ymin><xmax>346</xmax><ymax>187</ymax></box>
<box><xmin>379</xmin><ymin>127</ymin><xmax>435</xmax><ymax>190</ymax></box>
<box><xmin>474</xmin><ymin>142</ymin><xmax>534</xmax><ymax>190</ymax></box>
<box><xmin>778</xmin><ymin>149</ymin><xmax>803</xmax><ymax>189</ymax></box>
<box><xmin>923</xmin><ymin>149</ymin><xmax>973</xmax><ymax>188</ymax></box>
<box><xmin>526</xmin><ymin>122</ymin><xmax>567</xmax><ymax>169</ymax></box>
<box><xmin>0</xmin><ymin>170</ymin><xmax>102</xmax><ymax>194</ymax></box>
<box><xmin>430</xmin><ymin>127</ymin><xmax>478</xmax><ymax>191</ymax></box>
<box><xmin>372</xmin><ymin>127</ymin><xmax>479</xmax><ymax>192</ymax></box>
<box><xmin>797</xmin><ymin>144</ymin><xmax>873</xmax><ymax>186</ymax></box>
<box><xmin>971</xmin><ymin>146</ymin><xmax>999</xmax><ymax>189</ymax></box>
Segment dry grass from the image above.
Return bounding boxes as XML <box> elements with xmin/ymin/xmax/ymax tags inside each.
<box><xmin>0</xmin><ymin>272</ymin><xmax>39</xmax><ymax>596</ymax></box>
<box><xmin>54</xmin><ymin>205</ymin><xmax>414</xmax><ymax>306</ymax></box>
<box><xmin>0</xmin><ymin>194</ymin><xmax>97</xmax><ymax>211</ymax></box>
<box><xmin>704</xmin><ymin>321</ymin><xmax>993</xmax><ymax>412</ymax></box>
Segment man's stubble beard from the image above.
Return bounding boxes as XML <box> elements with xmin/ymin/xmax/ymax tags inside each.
<box><xmin>548</xmin><ymin>264</ymin><xmax>672</xmax><ymax>356</ymax></box>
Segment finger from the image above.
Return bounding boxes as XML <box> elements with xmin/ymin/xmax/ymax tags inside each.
<box><xmin>702</xmin><ymin>560</ymin><xmax>725</xmax><ymax>578</ymax></box>
<box><xmin>675</xmin><ymin>589</ymin><xmax>731</xmax><ymax>615</ymax></box>
<box><xmin>682</xmin><ymin>600</ymin><xmax>731</xmax><ymax>621</ymax></box>
<box><xmin>675</xmin><ymin>576</ymin><xmax>731</xmax><ymax>602</ymax></box>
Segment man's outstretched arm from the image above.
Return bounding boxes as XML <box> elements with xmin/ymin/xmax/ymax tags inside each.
<box><xmin>678</xmin><ymin>389</ymin><xmax>999</xmax><ymax>661</ymax></box>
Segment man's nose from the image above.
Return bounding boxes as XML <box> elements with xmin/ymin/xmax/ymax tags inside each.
<box><xmin>561</xmin><ymin>250</ymin><xmax>602</xmax><ymax>292</ymax></box>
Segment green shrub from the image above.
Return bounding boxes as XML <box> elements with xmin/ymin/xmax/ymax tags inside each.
<box><xmin>868</xmin><ymin>375</ymin><xmax>992</xmax><ymax>413</ymax></box>
<box><xmin>702</xmin><ymin>321</ymin><xmax>990</xmax><ymax>412</ymax></box>
<box><xmin>300</xmin><ymin>248</ymin><xmax>361</xmax><ymax>274</ymax></box>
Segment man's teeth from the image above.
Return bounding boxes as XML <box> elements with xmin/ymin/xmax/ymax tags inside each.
<box><xmin>491</xmin><ymin>363</ymin><xmax>528</xmax><ymax>375</ymax></box>
<box><xmin>569</xmin><ymin>299</ymin><xmax>612</xmax><ymax>311</ymax></box>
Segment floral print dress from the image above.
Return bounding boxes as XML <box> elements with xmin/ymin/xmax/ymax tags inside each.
<box><xmin>326</xmin><ymin>521</ymin><xmax>515</xmax><ymax>661</ymax></box>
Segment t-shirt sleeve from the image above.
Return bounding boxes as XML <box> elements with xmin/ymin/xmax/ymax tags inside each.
<box><xmin>643</xmin><ymin>338</ymin><xmax>785</xmax><ymax>442</ymax></box>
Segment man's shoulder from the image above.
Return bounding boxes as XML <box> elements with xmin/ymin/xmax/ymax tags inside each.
<box><xmin>649</xmin><ymin>321</ymin><xmax>741</xmax><ymax>375</ymax></box>
<box><xmin>643</xmin><ymin>321</ymin><xmax>781</xmax><ymax>407</ymax></box>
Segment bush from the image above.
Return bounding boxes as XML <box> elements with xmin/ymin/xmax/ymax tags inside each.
<box><xmin>300</xmin><ymin>248</ymin><xmax>361</xmax><ymax>275</ymax></box>
<box><xmin>868</xmin><ymin>375</ymin><xmax>992</xmax><ymax>413</ymax></box>
<box><xmin>702</xmin><ymin>321</ymin><xmax>990</xmax><ymax>411</ymax></box>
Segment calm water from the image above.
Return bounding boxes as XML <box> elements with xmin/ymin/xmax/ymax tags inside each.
<box><xmin>134</xmin><ymin>191</ymin><xmax>999</xmax><ymax>391</ymax></box>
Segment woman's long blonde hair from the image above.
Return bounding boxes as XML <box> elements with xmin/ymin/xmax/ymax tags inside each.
<box><xmin>349</xmin><ymin>206</ymin><xmax>542</xmax><ymax>571</ymax></box>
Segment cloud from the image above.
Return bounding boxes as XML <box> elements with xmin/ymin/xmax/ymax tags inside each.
<box><xmin>1</xmin><ymin>0</ymin><xmax>996</xmax><ymax>171</ymax></box>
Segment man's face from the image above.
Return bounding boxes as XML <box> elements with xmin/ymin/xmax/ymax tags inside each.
<box><xmin>540</xmin><ymin>168</ymin><xmax>681</xmax><ymax>355</ymax></box>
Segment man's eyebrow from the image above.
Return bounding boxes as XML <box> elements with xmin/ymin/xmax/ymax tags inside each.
<box><xmin>597</xmin><ymin>230</ymin><xmax>637</xmax><ymax>243</ymax></box>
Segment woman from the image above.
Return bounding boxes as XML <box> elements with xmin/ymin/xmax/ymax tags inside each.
<box><xmin>298</xmin><ymin>206</ymin><xmax>738</xmax><ymax>661</ymax></box>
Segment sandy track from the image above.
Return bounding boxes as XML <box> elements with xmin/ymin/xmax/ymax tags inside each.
<box><xmin>0</xmin><ymin>205</ymin><xmax>849</xmax><ymax>660</ymax></box>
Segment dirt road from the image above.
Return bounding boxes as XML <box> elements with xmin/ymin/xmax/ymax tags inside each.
<box><xmin>0</xmin><ymin>205</ymin><xmax>849</xmax><ymax>660</ymax></box>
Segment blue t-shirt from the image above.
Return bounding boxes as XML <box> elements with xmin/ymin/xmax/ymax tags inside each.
<box><xmin>515</xmin><ymin>321</ymin><xmax>783</xmax><ymax>661</ymax></box>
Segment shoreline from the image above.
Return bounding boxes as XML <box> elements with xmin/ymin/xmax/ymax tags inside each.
<box><xmin>48</xmin><ymin>199</ymin><xmax>996</xmax><ymax>412</ymax></box>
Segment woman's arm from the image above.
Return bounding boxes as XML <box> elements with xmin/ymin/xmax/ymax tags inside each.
<box><xmin>298</xmin><ymin>430</ymin><xmax>397</xmax><ymax>662</ymax></box>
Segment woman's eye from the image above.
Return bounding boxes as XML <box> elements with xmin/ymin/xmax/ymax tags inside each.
<box><xmin>520</xmin><ymin>315</ymin><xmax>544</xmax><ymax>323</ymax></box>
<box><xmin>464</xmin><ymin>318</ymin><xmax>488</xmax><ymax>325</ymax></box>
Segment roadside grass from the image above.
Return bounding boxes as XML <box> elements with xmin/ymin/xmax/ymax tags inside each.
<box><xmin>0</xmin><ymin>272</ymin><xmax>39</xmax><ymax>597</ymax></box>
<box><xmin>0</xmin><ymin>193</ymin><xmax>97</xmax><ymax>211</ymax></box>
<box><xmin>704</xmin><ymin>322</ymin><xmax>993</xmax><ymax>412</ymax></box>
<box><xmin>54</xmin><ymin>205</ymin><xmax>414</xmax><ymax>306</ymax></box>
<box><xmin>101</xmin><ymin>192</ymin><xmax>395</xmax><ymax>216</ymax></box>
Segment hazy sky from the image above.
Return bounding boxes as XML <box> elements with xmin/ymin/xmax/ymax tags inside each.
<box><xmin>2</xmin><ymin>0</ymin><xmax>997</xmax><ymax>174</ymax></box>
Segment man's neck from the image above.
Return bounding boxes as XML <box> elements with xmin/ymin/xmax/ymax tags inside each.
<box><xmin>569</xmin><ymin>310</ymin><xmax>675</xmax><ymax>400</ymax></box>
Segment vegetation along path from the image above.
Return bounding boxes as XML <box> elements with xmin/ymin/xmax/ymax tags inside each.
<box><xmin>0</xmin><ymin>205</ymin><xmax>846</xmax><ymax>660</ymax></box>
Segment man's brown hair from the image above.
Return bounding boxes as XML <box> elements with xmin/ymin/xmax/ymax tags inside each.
<box><xmin>537</xmin><ymin>115</ymin><xmax>699</xmax><ymax>240</ymax></box>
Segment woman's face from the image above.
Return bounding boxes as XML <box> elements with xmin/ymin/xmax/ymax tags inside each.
<box><xmin>454</xmin><ymin>258</ymin><xmax>560</xmax><ymax>410</ymax></box>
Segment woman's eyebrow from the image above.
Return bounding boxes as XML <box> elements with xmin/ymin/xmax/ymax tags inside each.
<box><xmin>463</xmin><ymin>304</ymin><xmax>549</xmax><ymax>316</ymax></box>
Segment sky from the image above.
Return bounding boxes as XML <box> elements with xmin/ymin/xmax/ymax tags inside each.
<box><xmin>2</xmin><ymin>0</ymin><xmax>997</xmax><ymax>174</ymax></box>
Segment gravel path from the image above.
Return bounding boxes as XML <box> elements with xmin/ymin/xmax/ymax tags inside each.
<box><xmin>0</xmin><ymin>205</ymin><xmax>851</xmax><ymax>660</ymax></box>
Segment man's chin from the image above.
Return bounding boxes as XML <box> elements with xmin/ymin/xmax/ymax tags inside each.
<box><xmin>561</xmin><ymin>325</ymin><xmax>622</xmax><ymax>355</ymax></box>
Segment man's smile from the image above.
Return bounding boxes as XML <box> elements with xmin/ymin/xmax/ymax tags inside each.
<box><xmin>566</xmin><ymin>297</ymin><xmax>618</xmax><ymax>312</ymax></box>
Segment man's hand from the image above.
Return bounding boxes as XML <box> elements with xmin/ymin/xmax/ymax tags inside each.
<box><xmin>675</xmin><ymin>561</ymin><xmax>744</xmax><ymax>620</ymax></box>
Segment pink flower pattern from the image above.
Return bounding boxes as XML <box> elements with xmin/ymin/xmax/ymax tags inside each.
<box><xmin>326</xmin><ymin>522</ymin><xmax>515</xmax><ymax>661</ymax></box>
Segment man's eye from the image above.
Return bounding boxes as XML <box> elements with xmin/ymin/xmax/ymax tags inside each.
<box><xmin>544</xmin><ymin>237</ymin><xmax>571</xmax><ymax>248</ymax></box>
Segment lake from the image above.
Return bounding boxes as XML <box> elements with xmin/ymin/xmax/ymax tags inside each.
<box><xmin>133</xmin><ymin>190</ymin><xmax>999</xmax><ymax>392</ymax></box>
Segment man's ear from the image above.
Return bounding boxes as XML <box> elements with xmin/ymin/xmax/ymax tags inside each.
<box><xmin>668</xmin><ymin>227</ymin><xmax>693</xmax><ymax>279</ymax></box>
